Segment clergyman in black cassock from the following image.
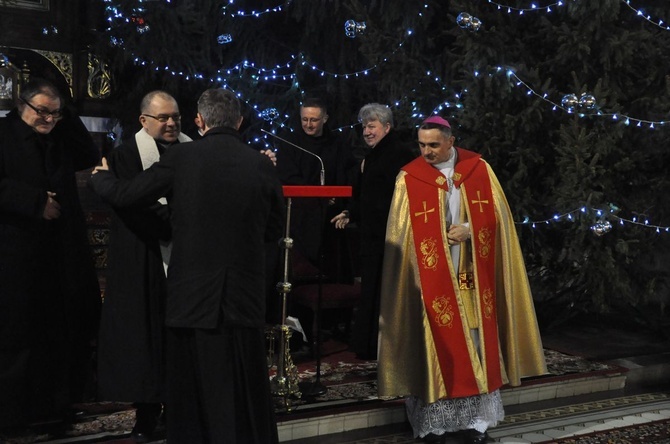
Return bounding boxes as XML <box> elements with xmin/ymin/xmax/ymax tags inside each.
<box><xmin>97</xmin><ymin>91</ymin><xmax>192</xmax><ymax>440</ymax></box>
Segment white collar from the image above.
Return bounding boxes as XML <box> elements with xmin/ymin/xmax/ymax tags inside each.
<box><xmin>434</xmin><ymin>147</ymin><xmax>457</xmax><ymax>172</ymax></box>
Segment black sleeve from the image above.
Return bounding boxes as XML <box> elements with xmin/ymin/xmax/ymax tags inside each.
<box><xmin>0</xmin><ymin>122</ymin><xmax>47</xmax><ymax>219</ymax></box>
<box><xmin>347</xmin><ymin>166</ymin><xmax>363</xmax><ymax>223</ymax></box>
<box><xmin>89</xmin><ymin>155</ymin><xmax>174</xmax><ymax>209</ymax></box>
<box><xmin>108</xmin><ymin>147</ymin><xmax>172</xmax><ymax>241</ymax></box>
<box><xmin>262</xmin><ymin>157</ymin><xmax>286</xmax><ymax>243</ymax></box>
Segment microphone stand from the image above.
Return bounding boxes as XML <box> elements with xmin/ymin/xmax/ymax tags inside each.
<box><xmin>262</xmin><ymin>128</ymin><xmax>328</xmax><ymax>397</ymax></box>
<box><xmin>261</xmin><ymin>129</ymin><xmax>325</xmax><ymax>186</ymax></box>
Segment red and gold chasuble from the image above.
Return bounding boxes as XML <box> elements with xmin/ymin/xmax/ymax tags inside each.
<box><xmin>402</xmin><ymin>150</ymin><xmax>503</xmax><ymax>398</ymax></box>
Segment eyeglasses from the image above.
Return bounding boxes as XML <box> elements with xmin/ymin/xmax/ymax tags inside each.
<box><xmin>21</xmin><ymin>98</ymin><xmax>63</xmax><ymax>119</ymax></box>
<box><xmin>142</xmin><ymin>113</ymin><xmax>181</xmax><ymax>123</ymax></box>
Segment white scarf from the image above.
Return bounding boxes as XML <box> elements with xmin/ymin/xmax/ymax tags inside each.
<box><xmin>134</xmin><ymin>128</ymin><xmax>192</xmax><ymax>276</ymax></box>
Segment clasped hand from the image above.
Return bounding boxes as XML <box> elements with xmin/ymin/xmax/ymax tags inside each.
<box><xmin>42</xmin><ymin>191</ymin><xmax>61</xmax><ymax>220</ymax></box>
<box><xmin>331</xmin><ymin>212</ymin><xmax>349</xmax><ymax>229</ymax></box>
<box><xmin>92</xmin><ymin>157</ymin><xmax>109</xmax><ymax>175</ymax></box>
<box><xmin>447</xmin><ymin>224</ymin><xmax>471</xmax><ymax>245</ymax></box>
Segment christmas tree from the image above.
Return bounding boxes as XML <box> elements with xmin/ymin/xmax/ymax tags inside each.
<box><xmin>93</xmin><ymin>0</ymin><xmax>670</xmax><ymax>332</ymax></box>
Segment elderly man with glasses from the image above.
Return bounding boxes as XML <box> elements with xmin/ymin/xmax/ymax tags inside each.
<box><xmin>0</xmin><ymin>77</ymin><xmax>101</xmax><ymax>433</ymax></box>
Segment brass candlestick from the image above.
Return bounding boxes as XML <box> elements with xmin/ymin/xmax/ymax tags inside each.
<box><xmin>268</xmin><ymin>197</ymin><xmax>301</xmax><ymax>411</ymax></box>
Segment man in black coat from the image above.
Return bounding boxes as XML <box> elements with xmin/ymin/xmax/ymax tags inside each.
<box><xmin>0</xmin><ymin>78</ymin><xmax>101</xmax><ymax>429</ymax></box>
<box><xmin>276</xmin><ymin>97</ymin><xmax>352</xmax><ymax>189</ymax></box>
<box><xmin>331</xmin><ymin>103</ymin><xmax>418</xmax><ymax>360</ymax></box>
<box><xmin>90</xmin><ymin>88</ymin><xmax>284</xmax><ymax>444</ymax></box>
<box><xmin>97</xmin><ymin>90</ymin><xmax>192</xmax><ymax>441</ymax></box>
<box><xmin>275</xmin><ymin>97</ymin><xmax>355</xmax><ymax>267</ymax></box>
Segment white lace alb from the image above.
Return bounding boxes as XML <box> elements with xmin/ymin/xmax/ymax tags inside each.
<box><xmin>405</xmin><ymin>390</ymin><xmax>505</xmax><ymax>438</ymax></box>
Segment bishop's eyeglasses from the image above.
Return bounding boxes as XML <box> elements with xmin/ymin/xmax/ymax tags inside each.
<box><xmin>142</xmin><ymin>113</ymin><xmax>181</xmax><ymax>123</ymax></box>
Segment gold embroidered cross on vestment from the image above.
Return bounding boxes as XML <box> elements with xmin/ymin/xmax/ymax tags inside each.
<box><xmin>414</xmin><ymin>200</ymin><xmax>435</xmax><ymax>223</ymax></box>
<box><xmin>471</xmin><ymin>190</ymin><xmax>490</xmax><ymax>213</ymax></box>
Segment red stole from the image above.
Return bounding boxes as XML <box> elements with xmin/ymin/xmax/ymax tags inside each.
<box><xmin>402</xmin><ymin>150</ymin><xmax>502</xmax><ymax>397</ymax></box>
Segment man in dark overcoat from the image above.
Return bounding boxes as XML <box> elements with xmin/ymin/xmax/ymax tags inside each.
<box><xmin>274</xmin><ymin>98</ymin><xmax>356</xmax><ymax>325</ymax></box>
<box><xmin>0</xmin><ymin>78</ymin><xmax>100</xmax><ymax>429</ymax></box>
<box><xmin>90</xmin><ymin>88</ymin><xmax>284</xmax><ymax>443</ymax></box>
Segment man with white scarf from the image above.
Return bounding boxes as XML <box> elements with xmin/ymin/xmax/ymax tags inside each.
<box><xmin>97</xmin><ymin>91</ymin><xmax>189</xmax><ymax>442</ymax></box>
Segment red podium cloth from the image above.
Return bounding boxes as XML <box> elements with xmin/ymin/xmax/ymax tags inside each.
<box><xmin>282</xmin><ymin>186</ymin><xmax>352</xmax><ymax>198</ymax></box>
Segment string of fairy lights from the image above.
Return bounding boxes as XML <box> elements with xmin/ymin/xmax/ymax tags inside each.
<box><xmin>102</xmin><ymin>0</ymin><xmax>670</xmax><ymax>128</ymax></box>
<box><xmin>488</xmin><ymin>0</ymin><xmax>669</xmax><ymax>33</ymax></box>
<box><xmin>503</xmin><ymin>68</ymin><xmax>667</xmax><ymax>128</ymax></box>
<box><xmin>220</xmin><ymin>1</ymin><xmax>284</xmax><ymax>18</ymax></box>
<box><xmin>100</xmin><ymin>0</ymin><xmax>670</xmax><ymax>234</ymax></box>
<box><xmin>102</xmin><ymin>0</ymin><xmax>668</xmax><ymax>130</ymax></box>
<box><xmin>619</xmin><ymin>0</ymin><xmax>670</xmax><ymax>31</ymax></box>
<box><xmin>485</xmin><ymin>0</ymin><xmax>566</xmax><ymax>13</ymax></box>
<box><xmin>518</xmin><ymin>205</ymin><xmax>670</xmax><ymax>235</ymax></box>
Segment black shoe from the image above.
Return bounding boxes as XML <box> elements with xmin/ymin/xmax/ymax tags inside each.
<box><xmin>29</xmin><ymin>419</ymin><xmax>70</xmax><ymax>439</ymax></box>
<box><xmin>422</xmin><ymin>432</ymin><xmax>447</xmax><ymax>443</ymax></box>
<box><xmin>131</xmin><ymin>403</ymin><xmax>162</xmax><ymax>443</ymax></box>
<box><xmin>130</xmin><ymin>429</ymin><xmax>151</xmax><ymax>443</ymax></box>
<box><xmin>65</xmin><ymin>407</ymin><xmax>86</xmax><ymax>424</ymax></box>
<box><xmin>465</xmin><ymin>430</ymin><xmax>488</xmax><ymax>444</ymax></box>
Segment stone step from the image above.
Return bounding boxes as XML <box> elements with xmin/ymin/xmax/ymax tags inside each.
<box><xmin>277</xmin><ymin>365</ymin><xmax>628</xmax><ymax>442</ymax></box>
<box><xmin>610</xmin><ymin>352</ymin><xmax>670</xmax><ymax>388</ymax></box>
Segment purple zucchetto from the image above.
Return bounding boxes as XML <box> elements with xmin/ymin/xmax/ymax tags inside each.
<box><xmin>422</xmin><ymin>116</ymin><xmax>451</xmax><ymax>128</ymax></box>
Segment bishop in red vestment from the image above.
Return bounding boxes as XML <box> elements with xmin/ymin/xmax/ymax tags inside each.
<box><xmin>378</xmin><ymin>117</ymin><xmax>546</xmax><ymax>443</ymax></box>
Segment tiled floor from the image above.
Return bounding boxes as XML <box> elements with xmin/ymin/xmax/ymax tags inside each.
<box><xmin>276</xmin><ymin>346</ymin><xmax>637</xmax><ymax>442</ymax></box>
<box><xmin>492</xmin><ymin>392</ymin><xmax>670</xmax><ymax>443</ymax></box>
<box><xmin>280</xmin><ymin>332</ymin><xmax>670</xmax><ymax>443</ymax></box>
<box><xmin>284</xmin><ymin>390</ymin><xmax>670</xmax><ymax>444</ymax></box>
<box><xmin>283</xmin><ymin>384</ymin><xmax>670</xmax><ymax>443</ymax></box>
